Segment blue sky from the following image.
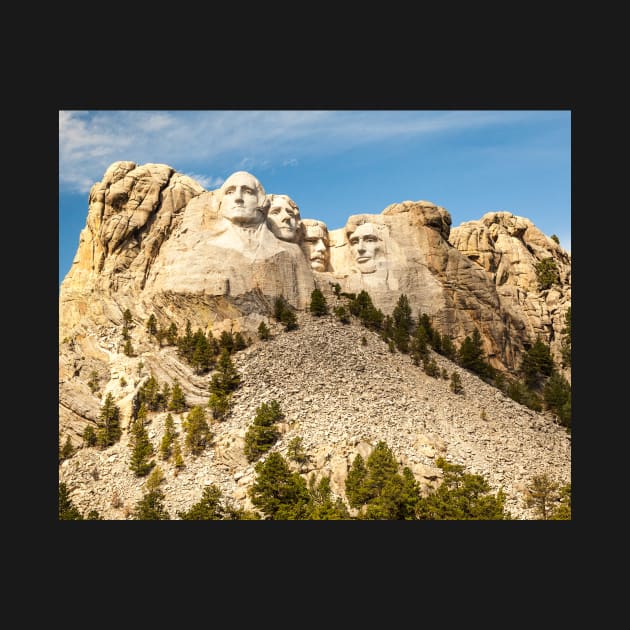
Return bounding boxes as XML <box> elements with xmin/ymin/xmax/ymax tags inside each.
<box><xmin>59</xmin><ymin>110</ymin><xmax>571</xmax><ymax>285</ymax></box>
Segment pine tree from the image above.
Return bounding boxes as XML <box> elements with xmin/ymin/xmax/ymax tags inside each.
<box><xmin>363</xmin><ymin>441</ymin><xmax>400</xmax><ymax>500</ymax></box>
<box><xmin>281</xmin><ymin>307</ymin><xmax>298</xmax><ymax>331</ymax></box>
<box><xmin>209</xmin><ymin>348</ymin><xmax>241</xmax><ymax>396</ymax></box>
<box><xmin>309</xmin><ymin>288</ymin><xmax>329</xmax><ymax>316</ymax></box>
<box><xmin>287</xmin><ymin>436</ymin><xmax>309</xmax><ymax>465</ymax></box>
<box><xmin>244</xmin><ymin>400</ymin><xmax>283</xmax><ymax>462</ymax></box>
<box><xmin>543</xmin><ymin>371</ymin><xmax>571</xmax><ymax>427</ymax></box>
<box><xmin>273</xmin><ymin>295</ymin><xmax>287</xmax><ymax>321</ymax></box>
<box><xmin>535</xmin><ymin>257</ymin><xmax>560</xmax><ymax>290</ymax></box>
<box><xmin>137</xmin><ymin>375</ymin><xmax>161</xmax><ymax>411</ymax></box>
<box><xmin>233</xmin><ymin>331</ymin><xmax>248</xmax><ymax>351</ymax></box>
<box><xmin>549</xmin><ymin>483</ymin><xmax>571</xmax><ymax>520</ymax></box>
<box><xmin>171</xmin><ymin>438</ymin><xmax>184</xmax><ymax>471</ymax></box>
<box><xmin>363</xmin><ymin>466</ymin><xmax>421</xmax><ymax>520</ymax></box>
<box><xmin>392</xmin><ymin>294</ymin><xmax>413</xmax><ymax>353</ymax></box>
<box><xmin>60</xmin><ymin>435</ymin><xmax>74</xmax><ymax>461</ymax></box>
<box><xmin>88</xmin><ymin>370</ymin><xmax>100</xmax><ymax>395</ymax></box>
<box><xmin>334</xmin><ymin>305</ymin><xmax>350</xmax><ymax>324</ymax></box>
<box><xmin>59</xmin><ymin>482</ymin><xmax>83</xmax><ymax>520</ymax></box>
<box><xmin>208</xmin><ymin>391</ymin><xmax>232</xmax><ymax>421</ymax></box>
<box><xmin>521</xmin><ymin>337</ymin><xmax>554</xmax><ymax>388</ymax></box>
<box><xmin>560</xmin><ymin>306</ymin><xmax>571</xmax><ymax>368</ymax></box>
<box><xmin>308</xmin><ymin>475</ymin><xmax>351</xmax><ymax>520</ymax></box>
<box><xmin>168</xmin><ymin>380</ymin><xmax>187</xmax><ymax>413</ymax></box>
<box><xmin>166</xmin><ymin>322</ymin><xmax>178</xmax><ymax>346</ymax></box>
<box><xmin>145</xmin><ymin>466</ymin><xmax>165</xmax><ymax>491</ymax></box>
<box><xmin>157</xmin><ymin>382</ymin><xmax>170</xmax><ymax>411</ymax></box>
<box><xmin>146</xmin><ymin>314</ymin><xmax>158</xmax><ymax>336</ymax></box>
<box><xmin>82</xmin><ymin>424</ymin><xmax>97</xmax><ymax>447</ymax></box>
<box><xmin>410</xmin><ymin>324</ymin><xmax>429</xmax><ymax>366</ymax></box>
<box><xmin>177</xmin><ymin>484</ymin><xmax>225</xmax><ymax>520</ymax></box>
<box><xmin>440</xmin><ymin>335</ymin><xmax>457</xmax><ymax>361</ymax></box>
<box><xmin>96</xmin><ymin>392</ymin><xmax>122</xmax><ymax>448</ymax></box>
<box><xmin>218</xmin><ymin>330</ymin><xmax>235</xmax><ymax>354</ymax></box>
<box><xmin>249</xmin><ymin>451</ymin><xmax>311</xmax><ymax>519</ymax></box>
<box><xmin>160</xmin><ymin>413</ymin><xmax>176</xmax><ymax>460</ymax></box>
<box><xmin>134</xmin><ymin>402</ymin><xmax>148</xmax><ymax>427</ymax></box>
<box><xmin>132</xmin><ymin>489</ymin><xmax>170</xmax><ymax>520</ymax></box>
<box><xmin>458</xmin><ymin>329</ymin><xmax>489</xmax><ymax>377</ymax></box>
<box><xmin>450</xmin><ymin>371</ymin><xmax>464</xmax><ymax>394</ymax></box>
<box><xmin>177</xmin><ymin>320</ymin><xmax>195</xmax><ymax>362</ymax></box>
<box><xmin>123</xmin><ymin>339</ymin><xmax>134</xmax><ymax>357</ymax></box>
<box><xmin>183</xmin><ymin>406</ymin><xmax>212</xmax><ymax>456</ymax></box>
<box><xmin>85</xmin><ymin>510</ymin><xmax>103</xmax><ymax>520</ymax></box>
<box><xmin>190</xmin><ymin>330</ymin><xmax>213</xmax><ymax>374</ymax></box>
<box><xmin>129</xmin><ymin>416</ymin><xmax>155</xmax><ymax>477</ymax></box>
<box><xmin>345</xmin><ymin>454</ymin><xmax>369</xmax><ymax>509</ymax></box>
<box><xmin>507</xmin><ymin>379</ymin><xmax>543</xmax><ymax>412</ymax></box>
<box><xmin>123</xmin><ymin>308</ymin><xmax>133</xmax><ymax>327</ymax></box>
<box><xmin>257</xmin><ymin>320</ymin><xmax>271</xmax><ymax>340</ymax></box>
<box><xmin>524</xmin><ymin>473</ymin><xmax>559</xmax><ymax>520</ymax></box>
<box><xmin>416</xmin><ymin>458</ymin><xmax>511</xmax><ymax>520</ymax></box>
<box><xmin>423</xmin><ymin>357</ymin><xmax>440</xmax><ymax>378</ymax></box>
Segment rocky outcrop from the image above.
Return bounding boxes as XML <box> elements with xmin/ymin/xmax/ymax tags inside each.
<box><xmin>449</xmin><ymin>212</ymin><xmax>571</xmax><ymax>368</ymax></box>
<box><xmin>60</xmin><ymin>163</ymin><xmax>571</xmax><ymax>377</ymax></box>
<box><xmin>58</xmin><ymin>162</ymin><xmax>571</xmax><ymax>520</ymax></box>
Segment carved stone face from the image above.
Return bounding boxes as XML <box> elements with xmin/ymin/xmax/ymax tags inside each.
<box><xmin>218</xmin><ymin>172</ymin><xmax>266</xmax><ymax>226</ymax></box>
<box><xmin>348</xmin><ymin>222</ymin><xmax>382</xmax><ymax>273</ymax></box>
<box><xmin>267</xmin><ymin>195</ymin><xmax>301</xmax><ymax>242</ymax></box>
<box><xmin>302</xmin><ymin>224</ymin><xmax>329</xmax><ymax>271</ymax></box>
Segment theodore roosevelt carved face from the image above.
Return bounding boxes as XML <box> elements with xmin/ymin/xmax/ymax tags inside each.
<box><xmin>348</xmin><ymin>222</ymin><xmax>382</xmax><ymax>273</ymax></box>
<box><xmin>301</xmin><ymin>220</ymin><xmax>330</xmax><ymax>271</ymax></box>
<box><xmin>218</xmin><ymin>171</ymin><xmax>268</xmax><ymax>227</ymax></box>
<box><xmin>266</xmin><ymin>194</ymin><xmax>302</xmax><ymax>242</ymax></box>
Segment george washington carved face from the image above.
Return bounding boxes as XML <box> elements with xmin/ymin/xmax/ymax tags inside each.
<box><xmin>218</xmin><ymin>171</ymin><xmax>268</xmax><ymax>227</ymax></box>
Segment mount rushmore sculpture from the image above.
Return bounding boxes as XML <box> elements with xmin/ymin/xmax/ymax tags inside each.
<box><xmin>59</xmin><ymin>162</ymin><xmax>571</xmax><ymax>375</ymax></box>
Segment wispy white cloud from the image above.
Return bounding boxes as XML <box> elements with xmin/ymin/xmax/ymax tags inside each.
<box><xmin>182</xmin><ymin>172</ymin><xmax>224</xmax><ymax>189</ymax></box>
<box><xmin>59</xmin><ymin>110</ymin><xmax>554</xmax><ymax>194</ymax></box>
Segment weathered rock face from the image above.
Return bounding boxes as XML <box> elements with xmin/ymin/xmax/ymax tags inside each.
<box><xmin>449</xmin><ymin>212</ymin><xmax>571</xmax><ymax>369</ymax></box>
<box><xmin>58</xmin><ymin>162</ymin><xmax>571</xmax><ymax>519</ymax></box>
<box><xmin>60</xmin><ymin>163</ymin><xmax>571</xmax><ymax>377</ymax></box>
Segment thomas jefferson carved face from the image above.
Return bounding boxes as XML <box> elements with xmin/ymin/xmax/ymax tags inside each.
<box><xmin>302</xmin><ymin>221</ymin><xmax>329</xmax><ymax>271</ymax></box>
<box><xmin>267</xmin><ymin>194</ymin><xmax>302</xmax><ymax>242</ymax></box>
<box><xmin>348</xmin><ymin>222</ymin><xmax>382</xmax><ymax>273</ymax></box>
<box><xmin>218</xmin><ymin>171</ymin><xmax>268</xmax><ymax>227</ymax></box>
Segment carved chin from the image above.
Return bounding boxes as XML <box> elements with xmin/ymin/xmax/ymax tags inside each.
<box><xmin>311</xmin><ymin>260</ymin><xmax>326</xmax><ymax>271</ymax></box>
<box><xmin>357</xmin><ymin>261</ymin><xmax>376</xmax><ymax>273</ymax></box>
<box><xmin>275</xmin><ymin>228</ymin><xmax>296</xmax><ymax>241</ymax></box>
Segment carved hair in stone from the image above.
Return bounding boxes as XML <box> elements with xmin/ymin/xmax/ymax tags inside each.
<box><xmin>346</xmin><ymin>221</ymin><xmax>383</xmax><ymax>274</ymax></box>
<box><xmin>301</xmin><ymin>219</ymin><xmax>330</xmax><ymax>272</ymax></box>
<box><xmin>266</xmin><ymin>194</ymin><xmax>303</xmax><ymax>243</ymax></box>
<box><xmin>218</xmin><ymin>171</ymin><xmax>270</xmax><ymax>227</ymax></box>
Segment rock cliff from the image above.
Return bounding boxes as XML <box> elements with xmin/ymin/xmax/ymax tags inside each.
<box><xmin>59</xmin><ymin>162</ymin><xmax>571</xmax><ymax>519</ymax></box>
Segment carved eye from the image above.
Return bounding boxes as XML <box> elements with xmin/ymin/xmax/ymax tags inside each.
<box><xmin>224</xmin><ymin>187</ymin><xmax>235</xmax><ymax>195</ymax></box>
